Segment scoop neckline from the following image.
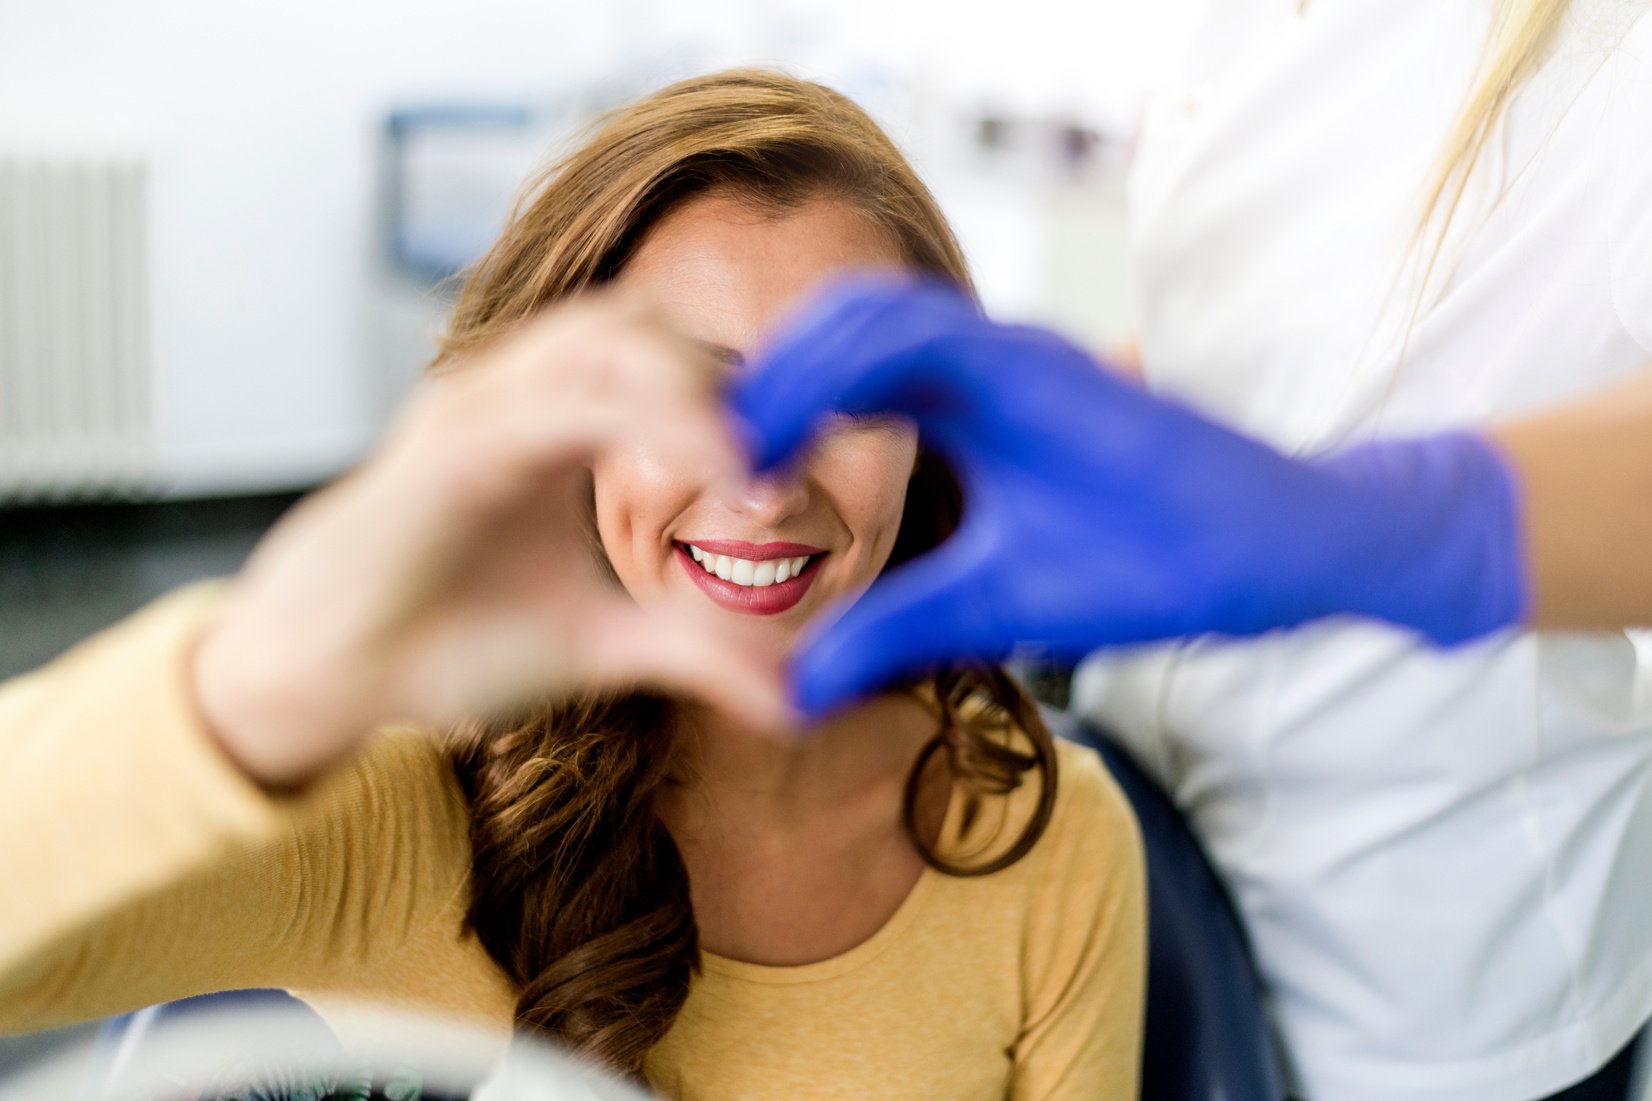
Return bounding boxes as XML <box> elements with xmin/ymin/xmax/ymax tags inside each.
<box><xmin>696</xmin><ymin>777</ymin><xmax>966</xmax><ymax>986</ymax></box>
<box><xmin>698</xmin><ymin>863</ymin><xmax>940</xmax><ymax>985</ymax></box>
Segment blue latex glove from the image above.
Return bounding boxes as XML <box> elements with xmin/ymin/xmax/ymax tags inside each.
<box><xmin>731</xmin><ymin>279</ymin><xmax>1529</xmax><ymax>717</ymax></box>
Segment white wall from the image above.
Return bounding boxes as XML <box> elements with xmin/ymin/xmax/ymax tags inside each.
<box><xmin>0</xmin><ymin>0</ymin><xmax>1199</xmax><ymax>498</ymax></box>
<box><xmin>1</xmin><ymin>1</ymin><xmax>631</xmax><ymax>494</ymax></box>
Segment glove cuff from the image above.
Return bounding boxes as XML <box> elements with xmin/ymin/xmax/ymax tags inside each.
<box><xmin>1313</xmin><ymin>432</ymin><xmax>1530</xmax><ymax>644</ymax></box>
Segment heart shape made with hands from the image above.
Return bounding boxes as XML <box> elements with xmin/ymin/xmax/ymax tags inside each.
<box><xmin>727</xmin><ymin>276</ymin><xmax>1153</xmax><ymax>718</ymax></box>
<box><xmin>732</xmin><ymin>276</ymin><xmax>1526</xmax><ymax>718</ymax></box>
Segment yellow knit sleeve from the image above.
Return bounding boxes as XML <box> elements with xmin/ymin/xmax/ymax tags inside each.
<box><xmin>0</xmin><ymin>583</ymin><xmax>473</xmax><ymax>1033</ymax></box>
<box><xmin>1009</xmin><ymin>741</ymin><xmax>1147</xmax><ymax>1101</ymax></box>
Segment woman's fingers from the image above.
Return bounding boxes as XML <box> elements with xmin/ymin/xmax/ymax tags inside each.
<box><xmin>193</xmin><ymin>292</ymin><xmax>787</xmax><ymax>786</ymax></box>
<box><xmin>578</xmin><ymin>602</ymin><xmax>797</xmax><ymax>737</ymax></box>
<box><xmin>384</xmin><ymin>590</ymin><xmax>795</xmax><ymax>739</ymax></box>
<box><xmin>393</xmin><ymin>299</ymin><xmax>742</xmax><ymax>519</ymax></box>
<box><xmin>446</xmin><ymin>292</ymin><xmax>726</xmax><ymax>423</ymax></box>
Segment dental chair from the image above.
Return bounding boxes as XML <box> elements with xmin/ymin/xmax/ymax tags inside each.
<box><xmin>1048</xmin><ymin>707</ymin><xmax>1287</xmax><ymax>1101</ymax></box>
<box><xmin>81</xmin><ymin>987</ymin><xmax>336</xmax><ymax>1099</ymax></box>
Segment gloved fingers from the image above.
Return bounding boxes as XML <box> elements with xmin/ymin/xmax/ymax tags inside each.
<box><xmin>789</xmin><ymin>534</ymin><xmax>1004</xmax><ymax>719</ymax></box>
<box><xmin>731</xmin><ymin>276</ymin><xmax>986</xmax><ymax>473</ymax></box>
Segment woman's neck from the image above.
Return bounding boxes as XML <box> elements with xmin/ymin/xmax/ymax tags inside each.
<box><xmin>667</xmin><ymin>691</ymin><xmax>937</xmax><ymax>818</ymax></box>
<box><xmin>657</xmin><ymin>689</ymin><xmax>951</xmax><ymax>967</ymax></box>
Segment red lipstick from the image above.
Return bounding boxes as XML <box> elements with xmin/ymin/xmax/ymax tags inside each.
<box><xmin>674</xmin><ymin>542</ymin><xmax>825</xmax><ymax>615</ymax></box>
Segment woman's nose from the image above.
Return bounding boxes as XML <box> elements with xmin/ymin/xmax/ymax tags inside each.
<box><xmin>720</xmin><ymin>470</ymin><xmax>811</xmax><ymax>527</ymax></box>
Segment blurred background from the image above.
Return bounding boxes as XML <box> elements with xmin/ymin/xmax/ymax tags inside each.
<box><xmin>0</xmin><ymin>0</ymin><xmax>1200</xmax><ymax>507</ymax></box>
<box><xmin>0</xmin><ymin>0</ymin><xmax>1182</xmax><ymax>1072</ymax></box>
<box><xmin>0</xmin><ymin>0</ymin><xmax>1202</xmax><ymax>676</ymax></box>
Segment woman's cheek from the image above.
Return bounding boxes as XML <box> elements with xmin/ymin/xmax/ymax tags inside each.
<box><xmin>813</xmin><ymin>427</ymin><xmax>918</xmax><ymax>571</ymax></box>
<box><xmin>591</xmin><ymin>447</ymin><xmax>702</xmax><ymax>599</ymax></box>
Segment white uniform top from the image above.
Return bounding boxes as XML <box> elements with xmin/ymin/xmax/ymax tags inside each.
<box><xmin>1073</xmin><ymin>1</ymin><xmax>1652</xmax><ymax>1099</ymax></box>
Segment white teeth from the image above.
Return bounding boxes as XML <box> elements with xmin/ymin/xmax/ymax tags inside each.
<box><xmin>684</xmin><ymin>544</ymin><xmax>816</xmax><ymax>589</ymax></box>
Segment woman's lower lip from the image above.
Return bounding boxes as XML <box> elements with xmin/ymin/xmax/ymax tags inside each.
<box><xmin>675</xmin><ymin>546</ymin><xmax>821</xmax><ymax>615</ymax></box>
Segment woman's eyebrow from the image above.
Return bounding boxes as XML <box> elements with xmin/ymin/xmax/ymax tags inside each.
<box><xmin>691</xmin><ymin>339</ymin><xmax>746</xmax><ymax>369</ymax></box>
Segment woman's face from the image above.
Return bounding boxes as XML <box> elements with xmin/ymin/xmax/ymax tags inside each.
<box><xmin>597</xmin><ymin>191</ymin><xmax>918</xmax><ymax>654</ymax></box>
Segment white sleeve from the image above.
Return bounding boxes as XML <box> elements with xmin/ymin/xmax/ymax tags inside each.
<box><xmin>1608</xmin><ymin>10</ymin><xmax>1652</xmax><ymax>356</ymax></box>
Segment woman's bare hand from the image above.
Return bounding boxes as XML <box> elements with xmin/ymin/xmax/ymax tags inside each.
<box><xmin>192</xmin><ymin>296</ymin><xmax>790</xmax><ymax>789</ymax></box>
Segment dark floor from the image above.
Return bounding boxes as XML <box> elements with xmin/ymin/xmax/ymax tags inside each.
<box><xmin>0</xmin><ymin>493</ymin><xmax>304</xmax><ymax>679</ymax></box>
<box><xmin>0</xmin><ymin>491</ymin><xmax>307</xmax><ymax>1076</ymax></box>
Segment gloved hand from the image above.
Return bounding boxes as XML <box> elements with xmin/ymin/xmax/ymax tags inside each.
<box><xmin>732</xmin><ymin>278</ymin><xmax>1529</xmax><ymax>717</ymax></box>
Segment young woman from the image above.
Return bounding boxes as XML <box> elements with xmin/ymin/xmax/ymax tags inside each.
<box><xmin>0</xmin><ymin>71</ymin><xmax>1144</xmax><ymax>1099</ymax></box>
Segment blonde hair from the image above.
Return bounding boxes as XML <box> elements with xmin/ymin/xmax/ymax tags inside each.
<box><xmin>1310</xmin><ymin>0</ymin><xmax>1582</xmax><ymax>400</ymax></box>
<box><xmin>1410</xmin><ymin>0</ymin><xmax>1573</xmax><ymax>292</ymax></box>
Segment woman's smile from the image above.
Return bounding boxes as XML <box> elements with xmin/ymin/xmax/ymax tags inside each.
<box><xmin>594</xmin><ymin>190</ymin><xmax>918</xmax><ymax>653</ymax></box>
<box><xmin>675</xmin><ymin>539</ymin><xmax>829</xmax><ymax>615</ymax></box>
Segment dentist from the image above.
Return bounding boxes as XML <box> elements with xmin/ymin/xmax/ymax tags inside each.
<box><xmin>733</xmin><ymin>2</ymin><xmax>1652</xmax><ymax>1099</ymax></box>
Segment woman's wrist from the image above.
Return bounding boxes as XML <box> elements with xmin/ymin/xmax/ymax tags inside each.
<box><xmin>1484</xmin><ymin>368</ymin><xmax>1652</xmax><ymax>629</ymax></box>
<box><xmin>188</xmin><ymin>612</ymin><xmax>368</xmax><ymax>792</ymax></box>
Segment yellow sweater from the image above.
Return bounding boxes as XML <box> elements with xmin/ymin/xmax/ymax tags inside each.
<box><xmin>0</xmin><ymin>583</ymin><xmax>1145</xmax><ymax>1100</ymax></box>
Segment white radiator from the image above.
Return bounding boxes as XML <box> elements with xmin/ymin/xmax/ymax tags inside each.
<box><xmin>0</xmin><ymin>156</ymin><xmax>156</xmax><ymax>504</ymax></box>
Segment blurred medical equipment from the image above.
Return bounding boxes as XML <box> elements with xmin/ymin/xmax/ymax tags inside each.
<box><xmin>0</xmin><ymin>82</ymin><xmax>1133</xmax><ymax>508</ymax></box>
<box><xmin>6</xmin><ymin>991</ymin><xmax>644</xmax><ymax>1101</ymax></box>
<box><xmin>734</xmin><ymin>279</ymin><xmax>1526</xmax><ymax>715</ymax></box>
<box><xmin>383</xmin><ymin>105</ymin><xmax>539</xmax><ymax>285</ymax></box>
<box><xmin>0</xmin><ymin>156</ymin><xmax>152</xmax><ymax>502</ymax></box>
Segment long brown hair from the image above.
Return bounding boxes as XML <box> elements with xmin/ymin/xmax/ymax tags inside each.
<box><xmin>438</xmin><ymin>69</ymin><xmax>1059</xmax><ymax>1081</ymax></box>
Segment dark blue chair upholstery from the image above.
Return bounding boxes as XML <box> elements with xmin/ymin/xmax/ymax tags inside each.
<box><xmin>1048</xmin><ymin>707</ymin><xmax>1287</xmax><ymax>1101</ymax></box>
